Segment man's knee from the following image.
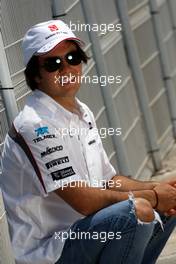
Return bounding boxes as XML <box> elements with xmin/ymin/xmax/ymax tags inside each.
<box><xmin>134</xmin><ymin>198</ymin><xmax>155</xmax><ymax>223</ymax></box>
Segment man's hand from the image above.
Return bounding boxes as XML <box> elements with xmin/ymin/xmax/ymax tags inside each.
<box><xmin>153</xmin><ymin>183</ymin><xmax>176</xmax><ymax>213</ymax></box>
<box><xmin>156</xmin><ymin>178</ymin><xmax>176</xmax><ymax>215</ymax></box>
<box><xmin>163</xmin><ymin>179</ymin><xmax>176</xmax><ymax>188</ymax></box>
<box><xmin>164</xmin><ymin>208</ymin><xmax>176</xmax><ymax>216</ymax></box>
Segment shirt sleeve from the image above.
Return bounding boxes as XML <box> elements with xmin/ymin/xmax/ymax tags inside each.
<box><xmin>17</xmin><ymin>122</ymin><xmax>83</xmax><ymax>196</ymax></box>
<box><xmin>100</xmin><ymin>147</ymin><xmax>117</xmax><ymax>181</ymax></box>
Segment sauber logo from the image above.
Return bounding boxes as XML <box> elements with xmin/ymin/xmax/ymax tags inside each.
<box><xmin>48</xmin><ymin>24</ymin><xmax>59</xmax><ymax>32</ymax></box>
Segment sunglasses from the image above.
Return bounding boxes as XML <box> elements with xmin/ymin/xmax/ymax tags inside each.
<box><xmin>41</xmin><ymin>50</ymin><xmax>83</xmax><ymax>73</ymax></box>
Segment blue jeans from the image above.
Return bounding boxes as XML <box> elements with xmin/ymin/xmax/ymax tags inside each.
<box><xmin>55</xmin><ymin>200</ymin><xmax>176</xmax><ymax>264</ymax></box>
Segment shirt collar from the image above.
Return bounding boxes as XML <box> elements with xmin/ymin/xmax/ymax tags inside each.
<box><xmin>33</xmin><ymin>89</ymin><xmax>87</xmax><ymax>121</ymax></box>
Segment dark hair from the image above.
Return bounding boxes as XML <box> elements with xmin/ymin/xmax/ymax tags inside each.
<box><xmin>24</xmin><ymin>41</ymin><xmax>89</xmax><ymax>91</ymax></box>
<box><xmin>24</xmin><ymin>56</ymin><xmax>41</xmax><ymax>91</ymax></box>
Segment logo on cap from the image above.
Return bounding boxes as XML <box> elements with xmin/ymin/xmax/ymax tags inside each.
<box><xmin>48</xmin><ymin>24</ymin><xmax>59</xmax><ymax>32</ymax></box>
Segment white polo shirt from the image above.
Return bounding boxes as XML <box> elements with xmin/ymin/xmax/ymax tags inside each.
<box><xmin>1</xmin><ymin>90</ymin><xmax>116</xmax><ymax>264</ymax></box>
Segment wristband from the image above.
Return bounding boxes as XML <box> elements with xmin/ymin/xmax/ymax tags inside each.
<box><xmin>153</xmin><ymin>189</ymin><xmax>159</xmax><ymax>209</ymax></box>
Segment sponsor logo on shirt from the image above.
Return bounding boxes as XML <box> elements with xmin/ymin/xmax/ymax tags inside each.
<box><xmin>41</xmin><ymin>145</ymin><xmax>63</xmax><ymax>158</ymax></box>
<box><xmin>33</xmin><ymin>134</ymin><xmax>56</xmax><ymax>143</ymax></box>
<box><xmin>48</xmin><ymin>24</ymin><xmax>59</xmax><ymax>32</ymax></box>
<box><xmin>88</xmin><ymin>139</ymin><xmax>96</xmax><ymax>145</ymax></box>
<box><xmin>51</xmin><ymin>166</ymin><xmax>75</xmax><ymax>180</ymax></box>
<box><xmin>35</xmin><ymin>126</ymin><xmax>49</xmax><ymax>137</ymax></box>
<box><xmin>45</xmin><ymin>156</ymin><xmax>69</xmax><ymax>169</ymax></box>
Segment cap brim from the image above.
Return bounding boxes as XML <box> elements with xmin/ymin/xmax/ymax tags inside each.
<box><xmin>36</xmin><ymin>37</ymin><xmax>85</xmax><ymax>55</ymax></box>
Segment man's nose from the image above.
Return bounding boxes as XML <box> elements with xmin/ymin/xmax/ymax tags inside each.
<box><xmin>59</xmin><ymin>59</ymin><xmax>72</xmax><ymax>73</ymax></box>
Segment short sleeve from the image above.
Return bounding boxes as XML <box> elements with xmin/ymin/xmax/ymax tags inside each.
<box><xmin>101</xmin><ymin>148</ymin><xmax>117</xmax><ymax>181</ymax></box>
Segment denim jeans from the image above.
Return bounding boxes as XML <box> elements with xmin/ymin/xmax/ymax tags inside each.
<box><xmin>55</xmin><ymin>199</ymin><xmax>176</xmax><ymax>264</ymax></box>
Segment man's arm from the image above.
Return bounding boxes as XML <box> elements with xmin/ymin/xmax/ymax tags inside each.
<box><xmin>106</xmin><ymin>175</ymin><xmax>159</xmax><ymax>191</ymax></box>
<box><xmin>107</xmin><ymin>175</ymin><xmax>176</xmax><ymax>216</ymax></box>
<box><xmin>54</xmin><ymin>181</ymin><xmax>176</xmax><ymax>216</ymax></box>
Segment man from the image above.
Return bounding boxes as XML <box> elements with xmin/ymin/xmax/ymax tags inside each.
<box><xmin>1</xmin><ymin>20</ymin><xmax>176</xmax><ymax>264</ymax></box>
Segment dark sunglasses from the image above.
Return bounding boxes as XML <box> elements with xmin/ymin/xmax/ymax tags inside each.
<box><xmin>41</xmin><ymin>50</ymin><xmax>83</xmax><ymax>72</ymax></box>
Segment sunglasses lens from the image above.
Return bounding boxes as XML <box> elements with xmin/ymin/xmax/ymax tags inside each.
<box><xmin>42</xmin><ymin>51</ymin><xmax>83</xmax><ymax>72</ymax></box>
<box><xmin>66</xmin><ymin>51</ymin><xmax>82</xmax><ymax>65</ymax></box>
<box><xmin>43</xmin><ymin>57</ymin><xmax>62</xmax><ymax>72</ymax></box>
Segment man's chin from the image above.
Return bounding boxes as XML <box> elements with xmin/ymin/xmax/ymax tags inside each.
<box><xmin>58</xmin><ymin>83</ymin><xmax>80</xmax><ymax>92</ymax></box>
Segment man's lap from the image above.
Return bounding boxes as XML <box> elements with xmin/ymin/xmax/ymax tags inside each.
<box><xmin>55</xmin><ymin>200</ymin><xmax>158</xmax><ymax>263</ymax></box>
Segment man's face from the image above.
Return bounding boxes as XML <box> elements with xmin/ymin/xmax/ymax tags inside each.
<box><xmin>36</xmin><ymin>41</ymin><xmax>82</xmax><ymax>100</ymax></box>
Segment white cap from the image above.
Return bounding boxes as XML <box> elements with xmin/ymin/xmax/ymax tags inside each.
<box><xmin>22</xmin><ymin>20</ymin><xmax>84</xmax><ymax>66</ymax></box>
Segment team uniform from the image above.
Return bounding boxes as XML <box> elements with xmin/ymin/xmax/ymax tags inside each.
<box><xmin>1</xmin><ymin>89</ymin><xmax>116</xmax><ymax>264</ymax></box>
